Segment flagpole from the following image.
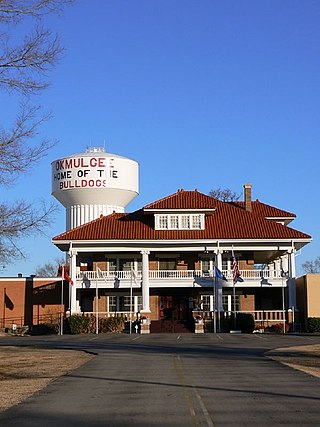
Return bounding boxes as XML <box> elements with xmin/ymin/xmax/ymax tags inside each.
<box><xmin>217</xmin><ymin>285</ymin><xmax>221</xmax><ymax>333</ymax></box>
<box><xmin>130</xmin><ymin>270</ymin><xmax>133</xmax><ymax>334</ymax></box>
<box><xmin>3</xmin><ymin>287</ymin><xmax>6</xmax><ymax>329</ymax></box>
<box><xmin>232</xmin><ymin>249</ymin><xmax>237</xmax><ymax>330</ymax></box>
<box><xmin>60</xmin><ymin>266</ymin><xmax>64</xmax><ymax>336</ymax></box>
<box><xmin>213</xmin><ymin>274</ymin><xmax>217</xmax><ymax>334</ymax></box>
<box><xmin>95</xmin><ymin>272</ymin><xmax>99</xmax><ymax>334</ymax></box>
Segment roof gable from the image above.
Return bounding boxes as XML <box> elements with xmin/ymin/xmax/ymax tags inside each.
<box><xmin>143</xmin><ymin>189</ymin><xmax>219</xmax><ymax>211</ymax></box>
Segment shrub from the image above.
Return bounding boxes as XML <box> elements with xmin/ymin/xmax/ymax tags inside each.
<box><xmin>99</xmin><ymin>316</ymin><xmax>125</xmax><ymax>333</ymax></box>
<box><xmin>235</xmin><ymin>313</ymin><xmax>255</xmax><ymax>333</ymax></box>
<box><xmin>30</xmin><ymin>323</ymin><xmax>59</xmax><ymax>335</ymax></box>
<box><xmin>265</xmin><ymin>322</ymin><xmax>290</xmax><ymax>334</ymax></box>
<box><xmin>66</xmin><ymin>314</ymin><xmax>91</xmax><ymax>334</ymax></box>
<box><xmin>307</xmin><ymin>317</ymin><xmax>320</xmax><ymax>333</ymax></box>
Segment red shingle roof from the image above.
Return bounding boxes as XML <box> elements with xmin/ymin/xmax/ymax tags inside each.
<box><xmin>53</xmin><ymin>190</ymin><xmax>311</xmax><ymax>242</ymax></box>
<box><xmin>144</xmin><ymin>189</ymin><xmax>217</xmax><ymax>210</ymax></box>
<box><xmin>231</xmin><ymin>200</ymin><xmax>296</xmax><ymax>218</ymax></box>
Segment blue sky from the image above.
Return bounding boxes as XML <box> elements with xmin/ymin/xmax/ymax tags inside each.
<box><xmin>2</xmin><ymin>0</ymin><xmax>320</xmax><ymax>276</ymax></box>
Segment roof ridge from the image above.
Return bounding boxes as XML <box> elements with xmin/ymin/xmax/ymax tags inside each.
<box><xmin>143</xmin><ymin>190</ymin><xmax>181</xmax><ymax>209</ymax></box>
<box><xmin>231</xmin><ymin>200</ymin><xmax>296</xmax><ymax>214</ymax></box>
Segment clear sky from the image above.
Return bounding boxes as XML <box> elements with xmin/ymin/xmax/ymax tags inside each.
<box><xmin>2</xmin><ymin>0</ymin><xmax>320</xmax><ymax>277</ymax></box>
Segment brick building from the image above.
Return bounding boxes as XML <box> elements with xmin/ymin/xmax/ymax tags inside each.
<box><xmin>50</xmin><ymin>184</ymin><xmax>311</xmax><ymax>333</ymax></box>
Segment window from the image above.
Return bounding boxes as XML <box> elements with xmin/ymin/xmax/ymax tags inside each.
<box><xmin>170</xmin><ymin>215</ymin><xmax>179</xmax><ymax>229</ymax></box>
<box><xmin>108</xmin><ymin>260</ymin><xmax>117</xmax><ymax>272</ymax></box>
<box><xmin>201</xmin><ymin>260</ymin><xmax>210</xmax><ymax>270</ymax></box>
<box><xmin>159</xmin><ymin>260</ymin><xmax>176</xmax><ymax>270</ymax></box>
<box><xmin>158</xmin><ymin>215</ymin><xmax>168</xmax><ymax>229</ymax></box>
<box><xmin>155</xmin><ymin>213</ymin><xmax>205</xmax><ymax>230</ymax></box>
<box><xmin>120</xmin><ymin>260</ymin><xmax>133</xmax><ymax>271</ymax></box>
<box><xmin>109</xmin><ymin>296</ymin><xmax>116</xmax><ymax>311</ymax></box>
<box><xmin>119</xmin><ymin>296</ymin><xmax>134</xmax><ymax>311</ymax></box>
<box><xmin>192</xmin><ymin>215</ymin><xmax>201</xmax><ymax>229</ymax></box>
<box><xmin>202</xmin><ymin>295</ymin><xmax>211</xmax><ymax>311</ymax></box>
<box><xmin>231</xmin><ymin>295</ymin><xmax>240</xmax><ymax>312</ymax></box>
<box><xmin>200</xmin><ymin>295</ymin><xmax>239</xmax><ymax>312</ymax></box>
<box><xmin>181</xmin><ymin>215</ymin><xmax>190</xmax><ymax>229</ymax></box>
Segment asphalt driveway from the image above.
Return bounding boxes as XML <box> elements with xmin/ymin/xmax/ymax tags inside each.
<box><xmin>0</xmin><ymin>333</ymin><xmax>319</xmax><ymax>426</ymax></box>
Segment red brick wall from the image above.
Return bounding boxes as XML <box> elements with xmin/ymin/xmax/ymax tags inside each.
<box><xmin>150</xmin><ymin>295</ymin><xmax>159</xmax><ymax>320</ymax></box>
<box><xmin>240</xmin><ymin>294</ymin><xmax>255</xmax><ymax>311</ymax></box>
<box><xmin>0</xmin><ymin>278</ymin><xmax>67</xmax><ymax>329</ymax></box>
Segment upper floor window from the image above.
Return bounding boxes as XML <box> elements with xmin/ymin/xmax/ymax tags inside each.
<box><xmin>192</xmin><ymin>215</ymin><xmax>201</xmax><ymax>229</ymax></box>
<box><xmin>158</xmin><ymin>215</ymin><xmax>168</xmax><ymax>229</ymax></box>
<box><xmin>155</xmin><ymin>214</ymin><xmax>204</xmax><ymax>230</ymax></box>
<box><xmin>181</xmin><ymin>215</ymin><xmax>190</xmax><ymax>229</ymax></box>
<box><xmin>170</xmin><ymin>215</ymin><xmax>179</xmax><ymax>229</ymax></box>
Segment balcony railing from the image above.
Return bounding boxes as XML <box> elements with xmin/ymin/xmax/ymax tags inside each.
<box><xmin>77</xmin><ymin>269</ymin><xmax>283</xmax><ymax>282</ymax></box>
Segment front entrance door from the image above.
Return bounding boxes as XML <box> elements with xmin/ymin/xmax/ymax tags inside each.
<box><xmin>151</xmin><ymin>295</ymin><xmax>193</xmax><ymax>333</ymax></box>
<box><xmin>160</xmin><ymin>296</ymin><xmax>187</xmax><ymax>321</ymax></box>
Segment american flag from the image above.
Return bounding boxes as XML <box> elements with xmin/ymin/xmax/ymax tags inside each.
<box><xmin>232</xmin><ymin>256</ymin><xmax>243</xmax><ymax>284</ymax></box>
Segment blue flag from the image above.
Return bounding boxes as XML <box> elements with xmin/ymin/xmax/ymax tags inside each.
<box><xmin>214</xmin><ymin>266</ymin><xmax>228</xmax><ymax>281</ymax></box>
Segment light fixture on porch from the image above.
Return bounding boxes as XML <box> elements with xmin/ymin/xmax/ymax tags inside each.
<box><xmin>204</xmin><ymin>247</ymin><xmax>209</xmax><ymax>254</ymax></box>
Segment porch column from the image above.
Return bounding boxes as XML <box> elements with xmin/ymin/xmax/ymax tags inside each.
<box><xmin>269</xmin><ymin>263</ymin><xmax>275</xmax><ymax>278</ymax></box>
<box><xmin>216</xmin><ymin>251</ymin><xmax>223</xmax><ymax>270</ymax></box>
<box><xmin>69</xmin><ymin>250</ymin><xmax>78</xmax><ymax>314</ymax></box>
<box><xmin>281</xmin><ymin>254</ymin><xmax>289</xmax><ymax>275</ymax></box>
<box><xmin>288</xmin><ymin>249</ymin><xmax>296</xmax><ymax>309</ymax></box>
<box><xmin>274</xmin><ymin>259</ymin><xmax>281</xmax><ymax>277</ymax></box>
<box><xmin>140</xmin><ymin>250</ymin><xmax>151</xmax><ymax>313</ymax></box>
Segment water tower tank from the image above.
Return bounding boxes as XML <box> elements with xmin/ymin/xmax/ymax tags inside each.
<box><xmin>51</xmin><ymin>147</ymin><xmax>139</xmax><ymax>229</ymax></box>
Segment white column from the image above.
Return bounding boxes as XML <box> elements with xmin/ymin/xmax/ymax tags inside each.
<box><xmin>216</xmin><ymin>251</ymin><xmax>222</xmax><ymax>270</ymax></box>
<box><xmin>269</xmin><ymin>263</ymin><xmax>275</xmax><ymax>278</ymax></box>
<box><xmin>69</xmin><ymin>249</ymin><xmax>78</xmax><ymax>314</ymax></box>
<box><xmin>281</xmin><ymin>254</ymin><xmax>289</xmax><ymax>275</ymax></box>
<box><xmin>140</xmin><ymin>250</ymin><xmax>151</xmax><ymax>313</ymax></box>
<box><xmin>274</xmin><ymin>259</ymin><xmax>281</xmax><ymax>277</ymax></box>
<box><xmin>288</xmin><ymin>249</ymin><xmax>296</xmax><ymax>308</ymax></box>
<box><xmin>209</xmin><ymin>259</ymin><xmax>214</xmax><ymax>274</ymax></box>
<box><xmin>227</xmin><ymin>295</ymin><xmax>232</xmax><ymax>313</ymax></box>
<box><xmin>227</xmin><ymin>259</ymin><xmax>231</xmax><ymax>278</ymax></box>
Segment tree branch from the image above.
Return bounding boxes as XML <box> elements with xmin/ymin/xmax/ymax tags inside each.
<box><xmin>0</xmin><ymin>104</ymin><xmax>56</xmax><ymax>185</ymax></box>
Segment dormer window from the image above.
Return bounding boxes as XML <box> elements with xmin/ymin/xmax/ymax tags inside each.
<box><xmin>159</xmin><ymin>215</ymin><xmax>168</xmax><ymax>229</ymax></box>
<box><xmin>170</xmin><ymin>215</ymin><xmax>179</xmax><ymax>229</ymax></box>
<box><xmin>155</xmin><ymin>214</ymin><xmax>205</xmax><ymax>230</ymax></box>
<box><xmin>181</xmin><ymin>215</ymin><xmax>190</xmax><ymax>229</ymax></box>
<box><xmin>192</xmin><ymin>215</ymin><xmax>202</xmax><ymax>229</ymax></box>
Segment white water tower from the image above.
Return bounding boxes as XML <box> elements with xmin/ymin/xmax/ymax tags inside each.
<box><xmin>51</xmin><ymin>147</ymin><xmax>139</xmax><ymax>230</ymax></box>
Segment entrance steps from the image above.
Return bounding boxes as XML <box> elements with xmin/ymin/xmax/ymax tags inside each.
<box><xmin>150</xmin><ymin>319</ymin><xmax>193</xmax><ymax>333</ymax></box>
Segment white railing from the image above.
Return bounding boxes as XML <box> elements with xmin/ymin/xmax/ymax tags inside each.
<box><xmin>77</xmin><ymin>269</ymin><xmax>283</xmax><ymax>282</ymax></box>
<box><xmin>78</xmin><ymin>270</ymin><xmax>142</xmax><ymax>281</ymax></box>
<box><xmin>202</xmin><ymin>310</ymin><xmax>286</xmax><ymax>323</ymax></box>
<box><xmin>83</xmin><ymin>311</ymin><xmax>134</xmax><ymax>319</ymax></box>
<box><xmin>149</xmin><ymin>270</ymin><xmax>202</xmax><ymax>279</ymax></box>
<box><xmin>222</xmin><ymin>269</ymin><xmax>282</xmax><ymax>280</ymax></box>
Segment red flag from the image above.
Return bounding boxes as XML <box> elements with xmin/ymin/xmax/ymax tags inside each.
<box><xmin>64</xmin><ymin>270</ymin><xmax>73</xmax><ymax>286</ymax></box>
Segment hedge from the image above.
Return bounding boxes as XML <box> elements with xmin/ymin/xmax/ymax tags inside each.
<box><xmin>307</xmin><ymin>317</ymin><xmax>320</xmax><ymax>333</ymax></box>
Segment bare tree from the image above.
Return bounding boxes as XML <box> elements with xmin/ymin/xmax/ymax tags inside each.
<box><xmin>34</xmin><ymin>256</ymin><xmax>65</xmax><ymax>277</ymax></box>
<box><xmin>209</xmin><ymin>187</ymin><xmax>241</xmax><ymax>202</ymax></box>
<box><xmin>0</xmin><ymin>0</ymin><xmax>74</xmax><ymax>263</ymax></box>
<box><xmin>302</xmin><ymin>257</ymin><xmax>320</xmax><ymax>274</ymax></box>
